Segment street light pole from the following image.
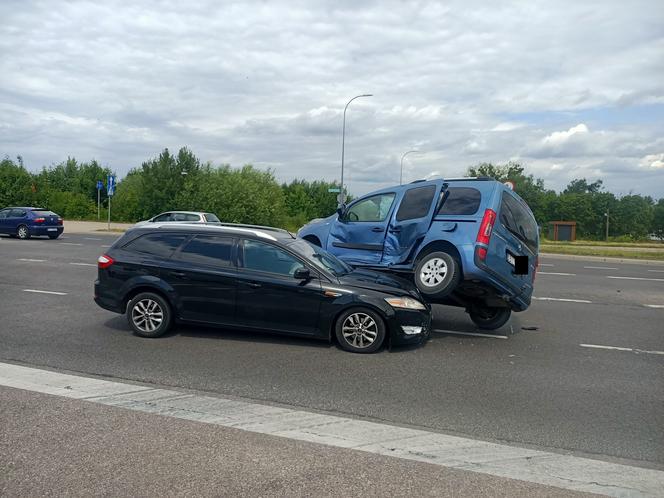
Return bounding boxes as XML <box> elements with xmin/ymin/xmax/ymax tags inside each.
<box><xmin>400</xmin><ymin>150</ymin><xmax>418</xmax><ymax>185</ymax></box>
<box><xmin>605</xmin><ymin>209</ymin><xmax>610</xmax><ymax>241</ymax></box>
<box><xmin>340</xmin><ymin>94</ymin><xmax>372</xmax><ymax>206</ymax></box>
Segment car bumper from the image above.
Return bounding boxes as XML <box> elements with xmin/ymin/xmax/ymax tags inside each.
<box><xmin>387</xmin><ymin>307</ymin><xmax>432</xmax><ymax>346</ymax></box>
<box><xmin>30</xmin><ymin>226</ymin><xmax>64</xmax><ymax>236</ymax></box>
<box><xmin>94</xmin><ymin>280</ymin><xmax>124</xmax><ymax>313</ymax></box>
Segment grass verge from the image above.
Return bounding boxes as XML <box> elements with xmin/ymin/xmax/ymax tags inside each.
<box><xmin>540</xmin><ymin>245</ymin><xmax>664</xmax><ymax>261</ymax></box>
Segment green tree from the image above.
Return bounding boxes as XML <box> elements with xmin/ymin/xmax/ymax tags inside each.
<box><xmin>652</xmin><ymin>199</ymin><xmax>664</xmax><ymax>240</ymax></box>
<box><xmin>0</xmin><ymin>157</ymin><xmax>33</xmax><ymax>206</ymax></box>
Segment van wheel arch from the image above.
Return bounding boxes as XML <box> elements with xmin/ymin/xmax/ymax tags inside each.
<box><xmin>303</xmin><ymin>235</ymin><xmax>321</xmax><ymax>247</ymax></box>
<box><xmin>415</xmin><ymin>241</ymin><xmax>463</xmax><ymax>275</ymax></box>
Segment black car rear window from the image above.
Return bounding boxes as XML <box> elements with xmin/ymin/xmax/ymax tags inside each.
<box><xmin>176</xmin><ymin>235</ymin><xmax>233</xmax><ymax>267</ymax></box>
<box><xmin>396</xmin><ymin>185</ymin><xmax>437</xmax><ymax>221</ymax></box>
<box><xmin>437</xmin><ymin>187</ymin><xmax>481</xmax><ymax>215</ymax></box>
<box><xmin>123</xmin><ymin>233</ymin><xmax>188</xmax><ymax>258</ymax></box>
<box><xmin>500</xmin><ymin>192</ymin><xmax>538</xmax><ymax>253</ymax></box>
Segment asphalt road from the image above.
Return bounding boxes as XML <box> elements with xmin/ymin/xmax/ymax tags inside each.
<box><xmin>1</xmin><ymin>232</ymin><xmax>662</xmax><ymax>469</ymax></box>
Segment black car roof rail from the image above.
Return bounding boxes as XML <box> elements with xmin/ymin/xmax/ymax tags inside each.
<box><xmin>217</xmin><ymin>223</ymin><xmax>295</xmax><ymax>238</ymax></box>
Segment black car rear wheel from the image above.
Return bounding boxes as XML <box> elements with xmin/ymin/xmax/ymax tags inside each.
<box><xmin>17</xmin><ymin>225</ymin><xmax>30</xmax><ymax>239</ymax></box>
<box><xmin>127</xmin><ymin>292</ymin><xmax>172</xmax><ymax>338</ymax></box>
<box><xmin>335</xmin><ymin>307</ymin><xmax>386</xmax><ymax>353</ymax></box>
<box><xmin>469</xmin><ymin>306</ymin><xmax>511</xmax><ymax>330</ymax></box>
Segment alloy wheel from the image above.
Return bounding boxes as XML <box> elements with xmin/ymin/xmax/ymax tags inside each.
<box><xmin>131</xmin><ymin>298</ymin><xmax>164</xmax><ymax>333</ymax></box>
<box><xmin>341</xmin><ymin>312</ymin><xmax>378</xmax><ymax>348</ymax></box>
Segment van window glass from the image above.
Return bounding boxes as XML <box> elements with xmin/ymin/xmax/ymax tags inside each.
<box><xmin>242</xmin><ymin>239</ymin><xmax>305</xmax><ymax>276</ymax></box>
<box><xmin>437</xmin><ymin>187</ymin><xmax>481</xmax><ymax>215</ymax></box>
<box><xmin>396</xmin><ymin>185</ymin><xmax>436</xmax><ymax>221</ymax></box>
<box><xmin>123</xmin><ymin>233</ymin><xmax>187</xmax><ymax>258</ymax></box>
<box><xmin>500</xmin><ymin>192</ymin><xmax>538</xmax><ymax>253</ymax></box>
<box><xmin>177</xmin><ymin>235</ymin><xmax>233</xmax><ymax>267</ymax></box>
<box><xmin>347</xmin><ymin>193</ymin><xmax>395</xmax><ymax>222</ymax></box>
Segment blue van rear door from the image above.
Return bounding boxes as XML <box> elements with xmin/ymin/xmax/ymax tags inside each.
<box><xmin>383</xmin><ymin>180</ymin><xmax>445</xmax><ymax>265</ymax></box>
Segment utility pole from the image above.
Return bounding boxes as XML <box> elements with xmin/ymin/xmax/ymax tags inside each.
<box><xmin>605</xmin><ymin>209</ymin><xmax>609</xmax><ymax>241</ymax></box>
<box><xmin>340</xmin><ymin>94</ymin><xmax>372</xmax><ymax>206</ymax></box>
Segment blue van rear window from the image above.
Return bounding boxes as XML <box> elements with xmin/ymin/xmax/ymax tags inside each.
<box><xmin>437</xmin><ymin>187</ymin><xmax>481</xmax><ymax>215</ymax></box>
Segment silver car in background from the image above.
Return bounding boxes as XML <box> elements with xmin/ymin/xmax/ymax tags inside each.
<box><xmin>135</xmin><ymin>211</ymin><xmax>221</xmax><ymax>226</ymax></box>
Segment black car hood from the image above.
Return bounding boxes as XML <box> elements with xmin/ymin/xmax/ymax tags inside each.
<box><xmin>336</xmin><ymin>269</ymin><xmax>422</xmax><ymax>300</ymax></box>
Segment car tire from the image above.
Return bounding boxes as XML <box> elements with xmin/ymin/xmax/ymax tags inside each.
<box><xmin>335</xmin><ymin>307</ymin><xmax>386</xmax><ymax>354</ymax></box>
<box><xmin>469</xmin><ymin>306</ymin><xmax>511</xmax><ymax>330</ymax></box>
<box><xmin>48</xmin><ymin>234</ymin><xmax>60</xmax><ymax>239</ymax></box>
<box><xmin>414</xmin><ymin>251</ymin><xmax>460</xmax><ymax>298</ymax></box>
<box><xmin>16</xmin><ymin>225</ymin><xmax>30</xmax><ymax>239</ymax></box>
<box><xmin>126</xmin><ymin>292</ymin><xmax>172</xmax><ymax>338</ymax></box>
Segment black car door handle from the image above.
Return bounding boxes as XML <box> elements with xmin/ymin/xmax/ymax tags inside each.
<box><xmin>242</xmin><ymin>281</ymin><xmax>262</xmax><ymax>289</ymax></box>
<box><xmin>389</xmin><ymin>227</ymin><xmax>401</xmax><ymax>233</ymax></box>
<box><xmin>168</xmin><ymin>271</ymin><xmax>188</xmax><ymax>279</ymax></box>
<box><xmin>371</xmin><ymin>227</ymin><xmax>384</xmax><ymax>232</ymax></box>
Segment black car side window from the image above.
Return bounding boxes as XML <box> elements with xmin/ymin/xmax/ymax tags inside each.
<box><xmin>241</xmin><ymin>239</ymin><xmax>304</xmax><ymax>277</ymax></box>
<box><xmin>123</xmin><ymin>233</ymin><xmax>188</xmax><ymax>258</ymax></box>
<box><xmin>177</xmin><ymin>235</ymin><xmax>234</xmax><ymax>267</ymax></box>
<box><xmin>396</xmin><ymin>185</ymin><xmax>436</xmax><ymax>221</ymax></box>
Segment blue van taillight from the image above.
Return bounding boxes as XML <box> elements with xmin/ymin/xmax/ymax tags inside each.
<box><xmin>475</xmin><ymin>208</ymin><xmax>496</xmax><ymax>261</ymax></box>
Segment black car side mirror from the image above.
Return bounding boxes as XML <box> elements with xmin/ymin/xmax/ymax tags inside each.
<box><xmin>293</xmin><ymin>268</ymin><xmax>311</xmax><ymax>280</ymax></box>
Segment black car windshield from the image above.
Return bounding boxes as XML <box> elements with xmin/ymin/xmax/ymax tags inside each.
<box><xmin>286</xmin><ymin>239</ymin><xmax>352</xmax><ymax>277</ymax></box>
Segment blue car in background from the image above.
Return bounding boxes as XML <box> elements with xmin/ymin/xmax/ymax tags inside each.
<box><xmin>0</xmin><ymin>207</ymin><xmax>64</xmax><ymax>239</ymax></box>
<box><xmin>298</xmin><ymin>178</ymin><xmax>539</xmax><ymax>329</ymax></box>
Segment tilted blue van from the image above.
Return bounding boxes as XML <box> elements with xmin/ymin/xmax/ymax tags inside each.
<box><xmin>297</xmin><ymin>178</ymin><xmax>539</xmax><ymax>329</ymax></box>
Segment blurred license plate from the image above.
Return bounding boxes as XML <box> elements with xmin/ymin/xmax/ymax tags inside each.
<box><xmin>47</xmin><ymin>228</ymin><xmax>57</xmax><ymax>231</ymax></box>
<box><xmin>506</xmin><ymin>253</ymin><xmax>516</xmax><ymax>266</ymax></box>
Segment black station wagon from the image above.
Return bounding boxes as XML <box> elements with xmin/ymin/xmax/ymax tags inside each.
<box><xmin>94</xmin><ymin>223</ymin><xmax>431</xmax><ymax>353</ymax></box>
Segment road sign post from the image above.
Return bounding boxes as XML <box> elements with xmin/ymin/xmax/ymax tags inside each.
<box><xmin>96</xmin><ymin>180</ymin><xmax>103</xmax><ymax>220</ymax></box>
<box><xmin>107</xmin><ymin>176</ymin><xmax>115</xmax><ymax>231</ymax></box>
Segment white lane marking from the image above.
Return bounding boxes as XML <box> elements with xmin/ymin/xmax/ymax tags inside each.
<box><xmin>101</xmin><ymin>245</ymin><xmax>111</xmax><ymax>248</ymax></box>
<box><xmin>84</xmin><ymin>237</ymin><xmax>102</xmax><ymax>240</ymax></box>
<box><xmin>60</xmin><ymin>242</ymin><xmax>83</xmax><ymax>246</ymax></box>
<box><xmin>532</xmin><ymin>297</ymin><xmax>592</xmax><ymax>304</ymax></box>
<box><xmin>538</xmin><ymin>263</ymin><xmax>554</xmax><ymax>267</ymax></box>
<box><xmin>607</xmin><ymin>276</ymin><xmax>664</xmax><ymax>282</ymax></box>
<box><xmin>22</xmin><ymin>289</ymin><xmax>67</xmax><ymax>296</ymax></box>
<box><xmin>17</xmin><ymin>258</ymin><xmax>46</xmax><ymax>262</ymax></box>
<box><xmin>1</xmin><ymin>364</ymin><xmax>662</xmax><ymax>497</ymax></box>
<box><xmin>580</xmin><ymin>344</ymin><xmax>664</xmax><ymax>356</ymax></box>
<box><xmin>647</xmin><ymin>269</ymin><xmax>664</xmax><ymax>273</ymax></box>
<box><xmin>583</xmin><ymin>266</ymin><xmax>618</xmax><ymax>270</ymax></box>
<box><xmin>538</xmin><ymin>272</ymin><xmax>576</xmax><ymax>276</ymax></box>
<box><xmin>69</xmin><ymin>262</ymin><xmax>97</xmax><ymax>267</ymax></box>
<box><xmin>644</xmin><ymin>304</ymin><xmax>664</xmax><ymax>309</ymax></box>
<box><xmin>434</xmin><ymin>329</ymin><xmax>508</xmax><ymax>339</ymax></box>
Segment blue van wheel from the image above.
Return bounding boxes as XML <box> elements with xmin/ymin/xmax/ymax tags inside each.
<box><xmin>469</xmin><ymin>306</ymin><xmax>511</xmax><ymax>330</ymax></box>
<box><xmin>414</xmin><ymin>251</ymin><xmax>460</xmax><ymax>298</ymax></box>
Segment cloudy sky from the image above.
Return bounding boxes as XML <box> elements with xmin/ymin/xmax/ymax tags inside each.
<box><xmin>1</xmin><ymin>0</ymin><xmax>663</xmax><ymax>197</ymax></box>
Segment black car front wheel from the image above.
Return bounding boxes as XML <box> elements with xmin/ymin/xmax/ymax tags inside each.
<box><xmin>335</xmin><ymin>307</ymin><xmax>386</xmax><ymax>353</ymax></box>
<box><xmin>127</xmin><ymin>292</ymin><xmax>172</xmax><ymax>338</ymax></box>
<box><xmin>469</xmin><ymin>306</ymin><xmax>511</xmax><ymax>330</ymax></box>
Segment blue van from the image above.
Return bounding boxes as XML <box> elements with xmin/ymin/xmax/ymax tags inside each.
<box><xmin>297</xmin><ymin>178</ymin><xmax>539</xmax><ymax>329</ymax></box>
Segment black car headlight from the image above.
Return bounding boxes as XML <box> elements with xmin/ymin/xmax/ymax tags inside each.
<box><xmin>384</xmin><ymin>296</ymin><xmax>426</xmax><ymax>310</ymax></box>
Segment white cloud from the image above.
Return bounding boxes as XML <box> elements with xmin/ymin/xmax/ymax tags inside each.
<box><xmin>0</xmin><ymin>0</ymin><xmax>662</xmax><ymax>198</ymax></box>
<box><xmin>640</xmin><ymin>153</ymin><xmax>664</xmax><ymax>169</ymax></box>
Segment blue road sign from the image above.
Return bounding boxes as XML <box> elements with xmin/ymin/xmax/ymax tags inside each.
<box><xmin>107</xmin><ymin>175</ymin><xmax>116</xmax><ymax>196</ymax></box>
<box><xmin>96</xmin><ymin>180</ymin><xmax>103</xmax><ymax>190</ymax></box>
